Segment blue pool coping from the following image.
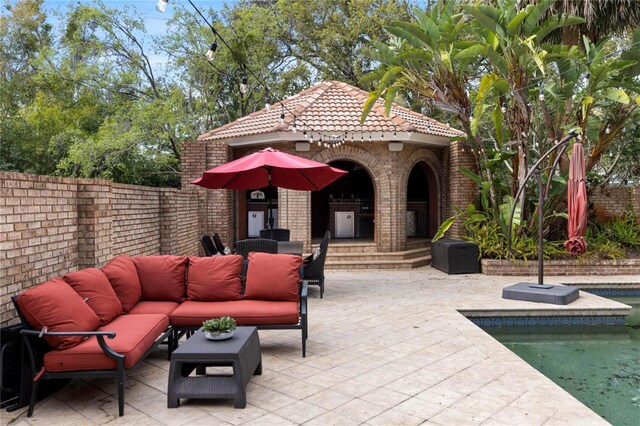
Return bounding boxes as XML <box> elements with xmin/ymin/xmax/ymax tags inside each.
<box><xmin>470</xmin><ymin>316</ymin><xmax>626</xmax><ymax>327</ymax></box>
<box><xmin>471</xmin><ymin>287</ymin><xmax>637</xmax><ymax>327</ymax></box>
<box><xmin>579</xmin><ymin>288</ymin><xmax>640</xmax><ymax>297</ymax></box>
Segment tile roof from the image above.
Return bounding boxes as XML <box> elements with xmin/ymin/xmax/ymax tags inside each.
<box><xmin>197</xmin><ymin>80</ymin><xmax>464</xmax><ymax>142</ymax></box>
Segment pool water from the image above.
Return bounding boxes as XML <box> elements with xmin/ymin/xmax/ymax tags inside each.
<box><xmin>485</xmin><ymin>297</ymin><xmax>640</xmax><ymax>426</ymax></box>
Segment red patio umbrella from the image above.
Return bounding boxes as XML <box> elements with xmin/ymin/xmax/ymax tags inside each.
<box><xmin>564</xmin><ymin>142</ymin><xmax>588</xmax><ymax>255</ymax></box>
<box><xmin>192</xmin><ymin>147</ymin><xmax>347</xmax><ymax>228</ymax></box>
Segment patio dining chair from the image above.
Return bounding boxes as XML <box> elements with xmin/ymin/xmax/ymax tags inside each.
<box><xmin>235</xmin><ymin>238</ymin><xmax>278</xmax><ymax>259</ymax></box>
<box><xmin>200</xmin><ymin>235</ymin><xmax>218</xmax><ymax>256</ymax></box>
<box><xmin>303</xmin><ymin>231</ymin><xmax>331</xmax><ymax>298</ymax></box>
<box><xmin>259</xmin><ymin>228</ymin><xmax>290</xmax><ymax>241</ymax></box>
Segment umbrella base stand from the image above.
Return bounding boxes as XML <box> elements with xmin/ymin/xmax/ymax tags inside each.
<box><xmin>502</xmin><ymin>282</ymin><xmax>579</xmax><ymax>305</ymax></box>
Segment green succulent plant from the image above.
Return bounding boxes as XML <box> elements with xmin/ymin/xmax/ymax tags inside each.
<box><xmin>202</xmin><ymin>317</ymin><xmax>237</xmax><ymax>335</ymax></box>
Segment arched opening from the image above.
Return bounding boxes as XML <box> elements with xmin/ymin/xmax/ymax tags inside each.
<box><xmin>311</xmin><ymin>160</ymin><xmax>375</xmax><ymax>240</ymax></box>
<box><xmin>407</xmin><ymin>162</ymin><xmax>438</xmax><ymax>238</ymax></box>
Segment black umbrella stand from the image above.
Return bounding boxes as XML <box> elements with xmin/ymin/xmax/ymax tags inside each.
<box><xmin>502</xmin><ymin>130</ymin><xmax>580</xmax><ymax>305</ymax></box>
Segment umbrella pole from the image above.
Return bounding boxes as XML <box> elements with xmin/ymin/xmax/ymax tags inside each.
<box><xmin>536</xmin><ymin>168</ymin><xmax>544</xmax><ymax>286</ymax></box>
<box><xmin>267</xmin><ymin>168</ymin><xmax>274</xmax><ymax>229</ymax></box>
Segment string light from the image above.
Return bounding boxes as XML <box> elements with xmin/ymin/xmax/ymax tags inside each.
<box><xmin>501</xmin><ymin>105</ymin><xmax>507</xmax><ymax>113</ymax></box>
<box><xmin>240</xmin><ymin>75</ymin><xmax>248</xmax><ymax>95</ymax></box>
<box><xmin>605</xmin><ymin>124</ymin><xmax>611</xmax><ymax>134</ymax></box>
<box><xmin>155</xmin><ymin>0</ymin><xmax>168</xmax><ymax>12</ymax></box>
<box><xmin>538</xmin><ymin>89</ymin><xmax>545</xmax><ymax>101</ymax></box>
<box><xmin>205</xmin><ymin>41</ymin><xmax>217</xmax><ymax>61</ymax></box>
<box><xmin>291</xmin><ymin>118</ymin><xmax>297</xmax><ymax>133</ymax></box>
<box><xmin>265</xmin><ymin>97</ymin><xmax>271</xmax><ymax>111</ymax></box>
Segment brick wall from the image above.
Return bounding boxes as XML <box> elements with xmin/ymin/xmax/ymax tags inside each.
<box><xmin>447</xmin><ymin>141</ymin><xmax>476</xmax><ymax>238</ymax></box>
<box><xmin>111</xmin><ymin>184</ymin><xmax>162</xmax><ymax>256</ymax></box>
<box><xmin>0</xmin><ymin>171</ymin><xmax>199</xmax><ymax>326</ymax></box>
<box><xmin>591</xmin><ymin>186</ymin><xmax>640</xmax><ymax>223</ymax></box>
<box><xmin>482</xmin><ymin>259</ymin><xmax>640</xmax><ymax>276</ymax></box>
<box><xmin>1</xmin><ymin>173</ymin><xmax>79</xmax><ymax>324</ymax></box>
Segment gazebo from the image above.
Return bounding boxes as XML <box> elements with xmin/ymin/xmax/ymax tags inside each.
<box><xmin>181</xmin><ymin>81</ymin><xmax>473</xmax><ymax>268</ymax></box>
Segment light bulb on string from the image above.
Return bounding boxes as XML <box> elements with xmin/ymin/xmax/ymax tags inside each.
<box><xmin>309</xmin><ymin>132</ymin><xmax>314</xmax><ymax>144</ymax></box>
<box><xmin>303</xmin><ymin>129</ymin><xmax>308</xmax><ymax>139</ymax></box>
<box><xmin>265</xmin><ymin>97</ymin><xmax>271</xmax><ymax>111</ymax></box>
<box><xmin>605</xmin><ymin>124</ymin><xmax>611</xmax><ymax>134</ymax></box>
<box><xmin>240</xmin><ymin>75</ymin><xmax>248</xmax><ymax>95</ymax></box>
<box><xmin>393</xmin><ymin>130</ymin><xmax>397</xmax><ymax>139</ymax></box>
<box><xmin>368</xmin><ymin>132</ymin><xmax>372</xmax><ymax>142</ymax></box>
<box><xmin>538</xmin><ymin>89</ymin><xmax>545</xmax><ymax>101</ymax></box>
<box><xmin>291</xmin><ymin>119</ymin><xmax>297</xmax><ymax>134</ymax></box>
<box><xmin>156</xmin><ymin>0</ymin><xmax>168</xmax><ymax>13</ymax></box>
<box><xmin>205</xmin><ymin>41</ymin><xmax>217</xmax><ymax>61</ymax></box>
<box><xmin>501</xmin><ymin>105</ymin><xmax>507</xmax><ymax>114</ymax></box>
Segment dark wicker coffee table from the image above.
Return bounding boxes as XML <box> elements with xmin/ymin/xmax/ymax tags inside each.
<box><xmin>167</xmin><ymin>326</ymin><xmax>262</xmax><ymax>409</ymax></box>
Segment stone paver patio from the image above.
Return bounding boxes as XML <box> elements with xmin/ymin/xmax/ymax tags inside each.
<box><xmin>2</xmin><ymin>268</ymin><xmax>637</xmax><ymax>426</ymax></box>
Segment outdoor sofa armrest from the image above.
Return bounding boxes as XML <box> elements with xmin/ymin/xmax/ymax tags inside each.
<box><xmin>20</xmin><ymin>329</ymin><xmax>116</xmax><ymax>339</ymax></box>
<box><xmin>300</xmin><ymin>281</ymin><xmax>308</xmax><ymax>299</ymax></box>
<box><xmin>20</xmin><ymin>329</ymin><xmax>123</xmax><ymax>360</ymax></box>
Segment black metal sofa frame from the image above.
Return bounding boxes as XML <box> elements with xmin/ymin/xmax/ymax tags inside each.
<box><xmin>11</xmin><ymin>297</ymin><xmax>172</xmax><ymax>417</ymax></box>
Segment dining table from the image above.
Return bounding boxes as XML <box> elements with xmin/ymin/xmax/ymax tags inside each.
<box><xmin>277</xmin><ymin>241</ymin><xmax>304</xmax><ymax>256</ymax></box>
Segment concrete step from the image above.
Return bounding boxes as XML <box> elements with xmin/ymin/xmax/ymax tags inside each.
<box><xmin>323</xmin><ymin>246</ymin><xmax>431</xmax><ymax>270</ymax></box>
<box><xmin>313</xmin><ymin>242</ymin><xmax>378</xmax><ymax>253</ymax></box>
<box><xmin>326</xmin><ymin>255</ymin><xmax>431</xmax><ymax>270</ymax></box>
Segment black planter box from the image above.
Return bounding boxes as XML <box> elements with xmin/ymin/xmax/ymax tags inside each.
<box><xmin>431</xmin><ymin>239</ymin><xmax>480</xmax><ymax>274</ymax></box>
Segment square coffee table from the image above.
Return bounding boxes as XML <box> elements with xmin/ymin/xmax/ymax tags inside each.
<box><xmin>167</xmin><ymin>326</ymin><xmax>262</xmax><ymax>408</ymax></box>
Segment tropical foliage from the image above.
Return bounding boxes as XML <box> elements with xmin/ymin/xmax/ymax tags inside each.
<box><xmin>362</xmin><ymin>0</ymin><xmax>640</xmax><ymax>252</ymax></box>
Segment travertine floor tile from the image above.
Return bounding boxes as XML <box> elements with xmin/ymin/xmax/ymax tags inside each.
<box><xmin>6</xmin><ymin>270</ymin><xmax>632</xmax><ymax>425</ymax></box>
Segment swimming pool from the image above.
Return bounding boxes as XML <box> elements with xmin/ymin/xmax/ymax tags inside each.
<box><xmin>483</xmin><ymin>297</ymin><xmax>640</xmax><ymax>426</ymax></box>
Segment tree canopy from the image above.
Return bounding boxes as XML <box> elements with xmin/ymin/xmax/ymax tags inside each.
<box><xmin>1</xmin><ymin>0</ymin><xmax>411</xmax><ymax>186</ymax></box>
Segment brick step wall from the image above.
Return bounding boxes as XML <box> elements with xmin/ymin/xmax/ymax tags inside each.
<box><xmin>482</xmin><ymin>258</ymin><xmax>640</xmax><ymax>276</ymax></box>
<box><xmin>324</xmin><ymin>247</ymin><xmax>431</xmax><ymax>270</ymax></box>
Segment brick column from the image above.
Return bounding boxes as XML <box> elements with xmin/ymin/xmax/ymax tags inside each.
<box><xmin>278</xmin><ymin>189</ymin><xmax>311</xmax><ymax>251</ymax></box>
<box><xmin>77</xmin><ymin>179</ymin><xmax>113</xmax><ymax>268</ymax></box>
<box><xmin>448</xmin><ymin>141</ymin><xmax>476</xmax><ymax>238</ymax></box>
<box><xmin>205</xmin><ymin>141</ymin><xmax>234</xmax><ymax>245</ymax></box>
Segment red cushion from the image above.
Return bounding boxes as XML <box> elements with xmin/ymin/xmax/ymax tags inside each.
<box><xmin>63</xmin><ymin>268</ymin><xmax>122</xmax><ymax>325</ymax></box>
<box><xmin>44</xmin><ymin>314</ymin><xmax>169</xmax><ymax>372</ymax></box>
<box><xmin>102</xmin><ymin>256</ymin><xmax>142</xmax><ymax>313</ymax></box>
<box><xmin>133</xmin><ymin>255</ymin><xmax>187</xmax><ymax>302</ymax></box>
<box><xmin>244</xmin><ymin>253</ymin><xmax>301</xmax><ymax>302</ymax></box>
<box><xmin>127</xmin><ymin>301</ymin><xmax>179</xmax><ymax>317</ymax></box>
<box><xmin>15</xmin><ymin>278</ymin><xmax>100</xmax><ymax>350</ymax></box>
<box><xmin>170</xmin><ymin>300</ymin><xmax>299</xmax><ymax>327</ymax></box>
<box><xmin>187</xmin><ymin>255</ymin><xmax>243</xmax><ymax>301</ymax></box>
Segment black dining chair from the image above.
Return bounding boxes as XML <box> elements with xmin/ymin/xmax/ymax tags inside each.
<box><xmin>200</xmin><ymin>235</ymin><xmax>217</xmax><ymax>256</ymax></box>
<box><xmin>235</xmin><ymin>238</ymin><xmax>278</xmax><ymax>259</ymax></box>
<box><xmin>259</xmin><ymin>228</ymin><xmax>290</xmax><ymax>241</ymax></box>
<box><xmin>303</xmin><ymin>231</ymin><xmax>331</xmax><ymax>298</ymax></box>
<box><xmin>212</xmin><ymin>233</ymin><xmax>227</xmax><ymax>255</ymax></box>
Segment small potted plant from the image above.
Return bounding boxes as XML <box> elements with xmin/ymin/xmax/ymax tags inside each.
<box><xmin>202</xmin><ymin>316</ymin><xmax>237</xmax><ymax>341</ymax></box>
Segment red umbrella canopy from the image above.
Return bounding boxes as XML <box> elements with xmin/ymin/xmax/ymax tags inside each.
<box><xmin>564</xmin><ymin>142</ymin><xmax>588</xmax><ymax>255</ymax></box>
<box><xmin>191</xmin><ymin>147</ymin><xmax>347</xmax><ymax>191</ymax></box>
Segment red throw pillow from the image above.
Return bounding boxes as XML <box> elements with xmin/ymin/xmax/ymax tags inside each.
<box><xmin>133</xmin><ymin>255</ymin><xmax>187</xmax><ymax>302</ymax></box>
<box><xmin>63</xmin><ymin>268</ymin><xmax>122</xmax><ymax>325</ymax></box>
<box><xmin>187</xmin><ymin>255</ymin><xmax>243</xmax><ymax>301</ymax></box>
<box><xmin>15</xmin><ymin>278</ymin><xmax>100</xmax><ymax>350</ymax></box>
<box><xmin>102</xmin><ymin>256</ymin><xmax>142</xmax><ymax>313</ymax></box>
<box><xmin>244</xmin><ymin>253</ymin><xmax>301</xmax><ymax>302</ymax></box>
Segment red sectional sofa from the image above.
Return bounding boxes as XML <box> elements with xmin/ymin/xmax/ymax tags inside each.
<box><xmin>12</xmin><ymin>252</ymin><xmax>308</xmax><ymax>417</ymax></box>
